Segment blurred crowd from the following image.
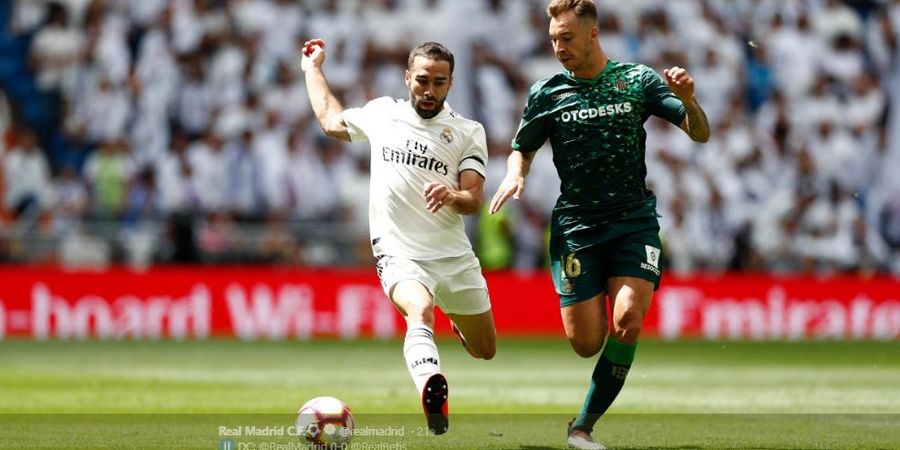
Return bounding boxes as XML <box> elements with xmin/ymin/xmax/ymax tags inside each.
<box><xmin>1</xmin><ymin>0</ymin><xmax>899</xmax><ymax>274</ymax></box>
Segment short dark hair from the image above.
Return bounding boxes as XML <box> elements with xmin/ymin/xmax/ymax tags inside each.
<box><xmin>407</xmin><ymin>42</ymin><xmax>455</xmax><ymax>74</ymax></box>
<box><xmin>547</xmin><ymin>0</ymin><xmax>598</xmax><ymax>23</ymax></box>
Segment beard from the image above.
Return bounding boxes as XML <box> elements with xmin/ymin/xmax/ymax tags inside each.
<box><xmin>410</xmin><ymin>95</ymin><xmax>445</xmax><ymax>119</ymax></box>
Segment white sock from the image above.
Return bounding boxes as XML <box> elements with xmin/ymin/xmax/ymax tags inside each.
<box><xmin>403</xmin><ymin>324</ymin><xmax>440</xmax><ymax>393</ymax></box>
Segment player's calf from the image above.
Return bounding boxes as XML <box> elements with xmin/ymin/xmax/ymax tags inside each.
<box><xmin>451</xmin><ymin>322</ymin><xmax>495</xmax><ymax>360</ymax></box>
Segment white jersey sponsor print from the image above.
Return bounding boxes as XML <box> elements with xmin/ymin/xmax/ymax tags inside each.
<box><xmin>343</xmin><ymin>97</ymin><xmax>487</xmax><ymax>260</ymax></box>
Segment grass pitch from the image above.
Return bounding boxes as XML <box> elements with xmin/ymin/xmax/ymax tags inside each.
<box><xmin>0</xmin><ymin>338</ymin><xmax>897</xmax><ymax>449</ymax></box>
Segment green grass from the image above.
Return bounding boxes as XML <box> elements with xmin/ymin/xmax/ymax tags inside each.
<box><xmin>0</xmin><ymin>339</ymin><xmax>898</xmax><ymax>449</ymax></box>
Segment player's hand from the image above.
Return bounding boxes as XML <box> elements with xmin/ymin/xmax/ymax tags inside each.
<box><xmin>663</xmin><ymin>66</ymin><xmax>695</xmax><ymax>100</ymax></box>
<box><xmin>300</xmin><ymin>39</ymin><xmax>326</xmax><ymax>72</ymax></box>
<box><xmin>423</xmin><ymin>182</ymin><xmax>455</xmax><ymax>213</ymax></box>
<box><xmin>489</xmin><ymin>173</ymin><xmax>525</xmax><ymax>215</ymax></box>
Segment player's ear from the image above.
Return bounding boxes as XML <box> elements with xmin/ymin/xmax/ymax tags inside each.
<box><xmin>590</xmin><ymin>25</ymin><xmax>599</xmax><ymax>40</ymax></box>
<box><xmin>404</xmin><ymin>69</ymin><xmax>411</xmax><ymax>86</ymax></box>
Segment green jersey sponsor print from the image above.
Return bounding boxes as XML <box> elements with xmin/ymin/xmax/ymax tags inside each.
<box><xmin>512</xmin><ymin>60</ymin><xmax>686</xmax><ymax>241</ymax></box>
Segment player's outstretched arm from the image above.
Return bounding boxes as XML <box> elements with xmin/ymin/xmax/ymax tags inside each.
<box><xmin>663</xmin><ymin>66</ymin><xmax>710</xmax><ymax>143</ymax></box>
<box><xmin>423</xmin><ymin>170</ymin><xmax>484</xmax><ymax>215</ymax></box>
<box><xmin>489</xmin><ymin>150</ymin><xmax>535</xmax><ymax>215</ymax></box>
<box><xmin>301</xmin><ymin>39</ymin><xmax>351</xmax><ymax>141</ymax></box>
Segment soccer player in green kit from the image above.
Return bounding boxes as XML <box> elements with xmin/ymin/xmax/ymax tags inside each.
<box><xmin>489</xmin><ymin>1</ymin><xmax>710</xmax><ymax>448</ymax></box>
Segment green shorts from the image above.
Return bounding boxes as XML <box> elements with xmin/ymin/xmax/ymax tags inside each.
<box><xmin>549</xmin><ymin>223</ymin><xmax>663</xmax><ymax>308</ymax></box>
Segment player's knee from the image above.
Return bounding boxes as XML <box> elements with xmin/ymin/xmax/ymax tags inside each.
<box><xmin>404</xmin><ymin>305</ymin><xmax>435</xmax><ymax>329</ymax></box>
<box><xmin>612</xmin><ymin>312</ymin><xmax>643</xmax><ymax>344</ymax></box>
<box><xmin>569</xmin><ymin>337</ymin><xmax>602</xmax><ymax>358</ymax></box>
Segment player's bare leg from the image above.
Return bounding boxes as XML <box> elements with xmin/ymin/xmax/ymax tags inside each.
<box><xmin>568</xmin><ymin>277</ymin><xmax>653</xmax><ymax>448</ymax></box>
<box><xmin>561</xmin><ymin>293</ymin><xmax>608</xmax><ymax>449</ymax></box>
<box><xmin>447</xmin><ymin>310</ymin><xmax>496</xmax><ymax>360</ymax></box>
<box><xmin>607</xmin><ymin>277</ymin><xmax>653</xmax><ymax>345</ymax></box>
<box><xmin>561</xmin><ymin>293</ymin><xmax>608</xmax><ymax>358</ymax></box>
<box><xmin>389</xmin><ymin>280</ymin><xmax>449</xmax><ymax>434</ymax></box>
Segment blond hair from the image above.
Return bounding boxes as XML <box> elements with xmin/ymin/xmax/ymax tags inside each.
<box><xmin>546</xmin><ymin>0</ymin><xmax>598</xmax><ymax>22</ymax></box>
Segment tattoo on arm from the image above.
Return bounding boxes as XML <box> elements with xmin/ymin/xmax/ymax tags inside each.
<box><xmin>686</xmin><ymin>103</ymin><xmax>710</xmax><ymax>142</ymax></box>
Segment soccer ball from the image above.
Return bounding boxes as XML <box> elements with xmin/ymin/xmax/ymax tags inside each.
<box><xmin>295</xmin><ymin>396</ymin><xmax>354</xmax><ymax>449</ymax></box>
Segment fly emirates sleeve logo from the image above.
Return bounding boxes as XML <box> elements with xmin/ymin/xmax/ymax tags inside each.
<box><xmin>559</xmin><ymin>102</ymin><xmax>633</xmax><ymax>122</ymax></box>
<box><xmin>381</xmin><ymin>138</ymin><xmax>450</xmax><ymax>176</ymax></box>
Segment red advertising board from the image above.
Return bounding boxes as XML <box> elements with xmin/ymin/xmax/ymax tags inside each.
<box><xmin>0</xmin><ymin>267</ymin><xmax>897</xmax><ymax>340</ymax></box>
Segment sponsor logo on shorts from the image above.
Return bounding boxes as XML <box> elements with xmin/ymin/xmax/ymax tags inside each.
<box><xmin>561</xmin><ymin>278</ymin><xmax>575</xmax><ymax>295</ymax></box>
<box><xmin>640</xmin><ymin>262</ymin><xmax>661</xmax><ymax>276</ymax></box>
<box><xmin>645</xmin><ymin>245</ymin><xmax>660</xmax><ymax>268</ymax></box>
<box><xmin>641</xmin><ymin>245</ymin><xmax>661</xmax><ymax>276</ymax></box>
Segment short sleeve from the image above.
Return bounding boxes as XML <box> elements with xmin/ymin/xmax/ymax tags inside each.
<box><xmin>642</xmin><ymin>67</ymin><xmax>686</xmax><ymax>126</ymax></box>
<box><xmin>511</xmin><ymin>83</ymin><xmax>551</xmax><ymax>153</ymax></box>
<box><xmin>342</xmin><ymin>96</ymin><xmax>394</xmax><ymax>143</ymax></box>
<box><xmin>459</xmin><ymin>123</ymin><xmax>488</xmax><ymax>178</ymax></box>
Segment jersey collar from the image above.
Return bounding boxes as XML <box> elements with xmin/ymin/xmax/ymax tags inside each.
<box><xmin>564</xmin><ymin>59</ymin><xmax>617</xmax><ymax>85</ymax></box>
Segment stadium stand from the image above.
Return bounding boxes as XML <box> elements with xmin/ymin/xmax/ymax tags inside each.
<box><xmin>0</xmin><ymin>0</ymin><xmax>898</xmax><ymax>274</ymax></box>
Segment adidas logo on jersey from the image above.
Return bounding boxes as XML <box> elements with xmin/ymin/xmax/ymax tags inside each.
<box><xmin>560</xmin><ymin>102</ymin><xmax>633</xmax><ymax>122</ymax></box>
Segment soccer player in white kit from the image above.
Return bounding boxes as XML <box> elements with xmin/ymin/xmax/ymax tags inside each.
<box><xmin>301</xmin><ymin>39</ymin><xmax>496</xmax><ymax>435</ymax></box>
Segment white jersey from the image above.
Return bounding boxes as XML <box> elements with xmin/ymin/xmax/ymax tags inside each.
<box><xmin>343</xmin><ymin>97</ymin><xmax>487</xmax><ymax>260</ymax></box>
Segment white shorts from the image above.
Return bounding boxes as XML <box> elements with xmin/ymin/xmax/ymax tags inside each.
<box><xmin>375</xmin><ymin>253</ymin><xmax>491</xmax><ymax>316</ymax></box>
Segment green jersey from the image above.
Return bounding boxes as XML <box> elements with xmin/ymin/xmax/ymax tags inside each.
<box><xmin>512</xmin><ymin>60</ymin><xmax>685</xmax><ymax>243</ymax></box>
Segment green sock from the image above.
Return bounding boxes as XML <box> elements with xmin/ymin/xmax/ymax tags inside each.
<box><xmin>571</xmin><ymin>338</ymin><xmax>637</xmax><ymax>434</ymax></box>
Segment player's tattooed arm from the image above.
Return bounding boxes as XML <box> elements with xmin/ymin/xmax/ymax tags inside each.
<box><xmin>663</xmin><ymin>66</ymin><xmax>710</xmax><ymax>143</ymax></box>
<box><xmin>682</xmin><ymin>98</ymin><xmax>710</xmax><ymax>143</ymax></box>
